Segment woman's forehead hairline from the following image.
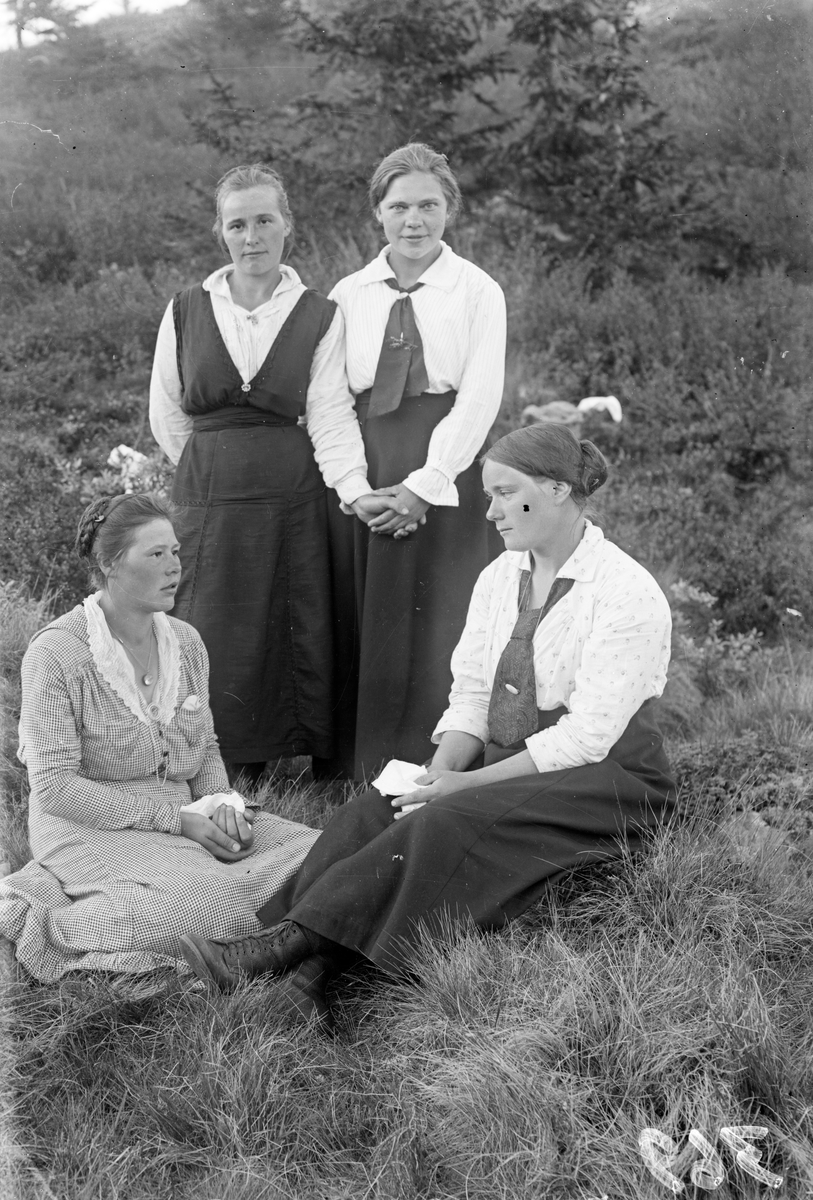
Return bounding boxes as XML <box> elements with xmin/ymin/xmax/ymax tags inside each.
<box><xmin>221</xmin><ymin>186</ymin><xmax>283</xmax><ymax>212</ymax></box>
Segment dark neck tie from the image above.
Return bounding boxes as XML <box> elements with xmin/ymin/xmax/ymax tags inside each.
<box><xmin>367</xmin><ymin>278</ymin><xmax>430</xmax><ymax>418</ymax></box>
<box><xmin>486</xmin><ymin>575</ymin><xmax>575</xmax><ymax>748</ymax></box>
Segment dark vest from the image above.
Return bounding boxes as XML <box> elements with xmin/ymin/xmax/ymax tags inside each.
<box><xmin>172</xmin><ymin>284</ymin><xmax>337</xmax><ymax>422</ymax></box>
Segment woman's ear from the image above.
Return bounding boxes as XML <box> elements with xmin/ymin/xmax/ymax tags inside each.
<box><xmin>551</xmin><ymin>481</ymin><xmax>573</xmax><ymax>504</ymax></box>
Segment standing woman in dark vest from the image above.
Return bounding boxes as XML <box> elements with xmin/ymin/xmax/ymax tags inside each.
<box><xmin>324</xmin><ymin>143</ymin><xmax>507</xmax><ymax>780</ymax></box>
<box><xmin>149</xmin><ymin>165</ymin><xmax>384</xmax><ymax>780</ymax></box>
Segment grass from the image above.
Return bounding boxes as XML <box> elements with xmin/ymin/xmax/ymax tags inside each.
<box><xmin>2</xmin><ymin>588</ymin><xmax>813</xmax><ymax>1198</ymax></box>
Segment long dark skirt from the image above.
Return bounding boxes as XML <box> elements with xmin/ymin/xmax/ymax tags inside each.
<box><xmin>258</xmin><ymin>700</ymin><xmax>676</xmax><ymax>975</ymax></box>
<box><xmin>323</xmin><ymin>390</ymin><xmax>502</xmax><ymax>780</ymax></box>
<box><xmin>171</xmin><ymin>419</ymin><xmax>333</xmax><ymax>763</ymax></box>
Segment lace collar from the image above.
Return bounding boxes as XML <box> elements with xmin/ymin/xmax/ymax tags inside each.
<box><xmin>83</xmin><ymin>593</ymin><xmax>181</xmax><ymax>725</ymax></box>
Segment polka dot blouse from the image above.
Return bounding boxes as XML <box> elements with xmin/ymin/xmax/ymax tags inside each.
<box><xmin>432</xmin><ymin>522</ymin><xmax>672</xmax><ymax>773</ymax></box>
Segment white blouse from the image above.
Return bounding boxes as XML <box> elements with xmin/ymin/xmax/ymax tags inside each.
<box><xmin>432</xmin><ymin>522</ymin><xmax>672</xmax><ymax>773</ymax></box>
<box><xmin>149</xmin><ymin>264</ymin><xmax>371</xmax><ymax>507</ymax></box>
<box><xmin>329</xmin><ymin>243</ymin><xmax>507</xmax><ymax>507</ymax></box>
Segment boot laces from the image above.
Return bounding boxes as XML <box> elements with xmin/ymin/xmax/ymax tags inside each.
<box><xmin>221</xmin><ymin>922</ymin><xmax>294</xmax><ymax>967</ymax></box>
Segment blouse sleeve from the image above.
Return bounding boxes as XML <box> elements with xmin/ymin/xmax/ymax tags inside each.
<box><xmin>19</xmin><ymin>640</ymin><xmax>184</xmax><ymax>835</ymax></box>
<box><xmin>404</xmin><ymin>276</ymin><xmax>507</xmax><ymax>507</ymax></box>
<box><xmin>149</xmin><ymin>299</ymin><xmax>193</xmax><ymax>466</ymax></box>
<box><xmin>182</xmin><ymin>631</ymin><xmax>232</xmax><ymax>800</ymax></box>
<box><xmin>431</xmin><ymin>560</ymin><xmax>499</xmax><ymax>746</ymax></box>
<box><xmin>304</xmin><ymin>307</ymin><xmax>371</xmax><ymax>506</ymax></box>
<box><xmin>524</xmin><ymin>574</ymin><xmax>672</xmax><ymax>773</ymax></box>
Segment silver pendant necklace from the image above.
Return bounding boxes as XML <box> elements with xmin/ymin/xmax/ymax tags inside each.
<box><xmin>115</xmin><ymin>627</ymin><xmax>156</xmax><ymax>687</ymax></box>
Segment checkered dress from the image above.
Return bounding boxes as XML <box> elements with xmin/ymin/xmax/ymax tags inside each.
<box><xmin>0</xmin><ymin>599</ymin><xmax>319</xmax><ymax>982</ymax></box>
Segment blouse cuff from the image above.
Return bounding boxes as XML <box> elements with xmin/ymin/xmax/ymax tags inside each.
<box><xmin>158</xmin><ymin>804</ymin><xmax>184</xmax><ymax>836</ymax></box>
<box><xmin>334</xmin><ymin>473</ymin><xmax>374</xmax><ymax>507</ymax></box>
<box><xmin>402</xmin><ymin>465</ymin><xmax>459</xmax><ymax>507</ymax></box>
<box><xmin>191</xmin><ymin>765</ymin><xmax>232</xmax><ymax>801</ymax></box>
<box><xmin>431</xmin><ymin>710</ymin><xmax>491</xmax><ymax>746</ymax></box>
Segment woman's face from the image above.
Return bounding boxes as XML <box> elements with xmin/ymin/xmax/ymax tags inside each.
<box><xmin>220</xmin><ymin>185</ymin><xmax>291</xmax><ymax>281</ymax></box>
<box><xmin>482</xmin><ymin>460</ymin><xmax>566</xmax><ymax>553</ymax></box>
<box><xmin>376</xmin><ymin>171</ymin><xmax>448</xmax><ymax>270</ymax></box>
<box><xmin>103</xmin><ymin>519</ymin><xmax>182</xmax><ymax>614</ymax></box>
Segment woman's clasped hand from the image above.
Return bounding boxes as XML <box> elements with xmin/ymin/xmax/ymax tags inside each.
<box><xmin>180</xmin><ymin>803</ymin><xmax>255</xmax><ymax>859</ymax></box>
<box><xmin>390</xmin><ymin>768</ymin><xmax>471</xmax><ymax>818</ymax></box>
<box><xmin>367</xmin><ymin>483</ymin><xmax>431</xmax><ymax>536</ymax></box>
<box><xmin>347</xmin><ymin>486</ymin><xmax>427</xmax><ymax>538</ymax></box>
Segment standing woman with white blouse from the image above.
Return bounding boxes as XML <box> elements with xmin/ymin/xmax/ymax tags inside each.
<box><xmin>150</xmin><ymin>165</ymin><xmax>383</xmax><ymax>780</ymax></box>
<box><xmin>325</xmin><ymin>143</ymin><xmax>507</xmax><ymax>779</ymax></box>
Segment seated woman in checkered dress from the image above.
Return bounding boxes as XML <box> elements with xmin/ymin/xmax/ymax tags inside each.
<box><xmin>0</xmin><ymin>494</ymin><xmax>319</xmax><ymax>982</ymax></box>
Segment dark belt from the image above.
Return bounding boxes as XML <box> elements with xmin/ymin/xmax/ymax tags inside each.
<box><xmin>191</xmin><ymin>408</ymin><xmax>299</xmax><ymax>433</ymax></box>
<box><xmin>354</xmin><ymin>387</ymin><xmax>456</xmax><ymax>409</ymax></box>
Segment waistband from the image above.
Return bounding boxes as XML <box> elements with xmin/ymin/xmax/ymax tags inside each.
<box><xmin>191</xmin><ymin>408</ymin><xmax>299</xmax><ymax>432</ymax></box>
<box><xmin>354</xmin><ymin>388</ymin><xmax>457</xmax><ymax>407</ymax></box>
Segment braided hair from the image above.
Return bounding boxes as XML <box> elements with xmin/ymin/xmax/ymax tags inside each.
<box><xmin>76</xmin><ymin>493</ymin><xmax>176</xmax><ymax>588</ymax></box>
<box><xmin>481</xmin><ymin>424</ymin><xmax>608</xmax><ymax>509</ymax></box>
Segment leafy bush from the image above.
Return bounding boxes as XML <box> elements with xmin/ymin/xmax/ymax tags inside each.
<box><xmin>669</xmin><ymin>580</ymin><xmax>762</xmax><ymax>696</ymax></box>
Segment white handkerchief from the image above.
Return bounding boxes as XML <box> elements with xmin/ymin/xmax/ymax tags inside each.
<box><xmin>577</xmin><ymin>395</ymin><xmax>623</xmax><ymax>422</ymax></box>
<box><xmin>372</xmin><ymin>759</ymin><xmax>427</xmax><ymax>797</ymax></box>
<box><xmin>181</xmin><ymin>791</ymin><xmax>246</xmax><ymax>818</ymax></box>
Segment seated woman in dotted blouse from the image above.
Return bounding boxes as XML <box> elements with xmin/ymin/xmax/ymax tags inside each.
<box><xmin>0</xmin><ymin>494</ymin><xmax>318</xmax><ymax>982</ymax></box>
<box><xmin>180</xmin><ymin>425</ymin><xmax>677</xmax><ymax>1028</ymax></box>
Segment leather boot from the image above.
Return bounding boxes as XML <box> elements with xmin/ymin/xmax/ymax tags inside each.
<box><xmin>179</xmin><ymin>920</ymin><xmax>336</xmax><ymax>992</ymax></box>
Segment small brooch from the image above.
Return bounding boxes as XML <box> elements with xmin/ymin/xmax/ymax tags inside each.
<box><xmin>386</xmin><ymin>335</ymin><xmax>416</xmax><ymax>352</ymax></box>
<box><xmin>181</xmin><ymin>695</ymin><xmax>202</xmax><ymax>711</ymax></box>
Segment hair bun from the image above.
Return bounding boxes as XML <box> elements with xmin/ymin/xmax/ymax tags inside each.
<box><xmin>579</xmin><ymin>439</ymin><xmax>609</xmax><ymax>497</ymax></box>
